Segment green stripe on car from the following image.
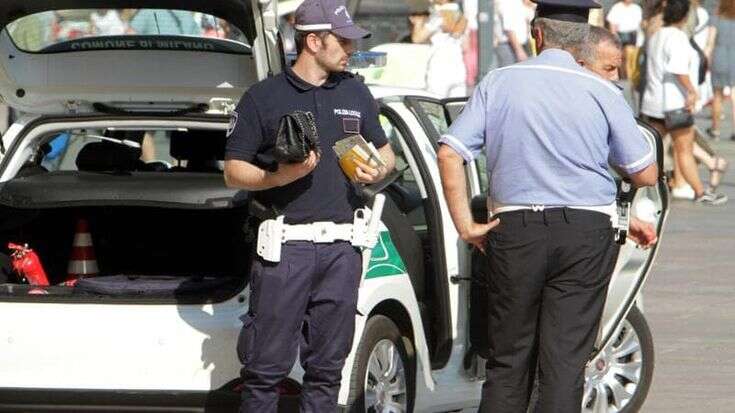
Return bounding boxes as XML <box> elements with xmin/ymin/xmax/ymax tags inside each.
<box><xmin>366</xmin><ymin>231</ymin><xmax>407</xmax><ymax>279</ymax></box>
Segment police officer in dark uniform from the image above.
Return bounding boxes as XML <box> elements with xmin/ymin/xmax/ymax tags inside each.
<box><xmin>223</xmin><ymin>0</ymin><xmax>395</xmax><ymax>412</ymax></box>
<box><xmin>437</xmin><ymin>0</ymin><xmax>658</xmax><ymax>411</ymax></box>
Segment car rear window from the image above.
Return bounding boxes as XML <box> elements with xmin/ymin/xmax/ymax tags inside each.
<box><xmin>38</xmin><ymin>129</ymin><xmax>225</xmax><ymax>174</ymax></box>
<box><xmin>7</xmin><ymin>9</ymin><xmax>248</xmax><ymax>53</ymax></box>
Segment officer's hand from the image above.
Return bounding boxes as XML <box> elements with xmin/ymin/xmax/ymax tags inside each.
<box><xmin>353</xmin><ymin>160</ymin><xmax>384</xmax><ymax>184</ymax></box>
<box><xmin>274</xmin><ymin>151</ymin><xmax>319</xmax><ymax>186</ymax></box>
<box><xmin>460</xmin><ymin>218</ymin><xmax>500</xmax><ymax>254</ymax></box>
<box><xmin>627</xmin><ymin>218</ymin><xmax>657</xmax><ymax>249</ymax></box>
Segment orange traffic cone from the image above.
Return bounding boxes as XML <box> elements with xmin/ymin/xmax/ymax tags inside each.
<box><xmin>67</xmin><ymin>218</ymin><xmax>98</xmax><ymax>281</ymax></box>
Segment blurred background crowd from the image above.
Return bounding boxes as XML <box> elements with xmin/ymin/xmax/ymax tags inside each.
<box><xmin>0</xmin><ymin>0</ymin><xmax>733</xmax><ymax>203</ymax></box>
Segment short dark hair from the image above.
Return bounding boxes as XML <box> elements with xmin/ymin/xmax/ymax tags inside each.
<box><xmin>532</xmin><ymin>18</ymin><xmax>590</xmax><ymax>52</ymax></box>
<box><xmin>294</xmin><ymin>30</ymin><xmax>329</xmax><ymax>55</ymax></box>
<box><xmin>663</xmin><ymin>0</ymin><xmax>690</xmax><ymax>25</ymax></box>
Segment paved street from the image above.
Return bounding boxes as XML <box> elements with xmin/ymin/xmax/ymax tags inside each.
<box><xmin>642</xmin><ymin>101</ymin><xmax>735</xmax><ymax>412</ymax></box>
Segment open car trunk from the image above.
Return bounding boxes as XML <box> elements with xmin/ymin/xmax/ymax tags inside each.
<box><xmin>0</xmin><ymin>0</ymin><xmax>280</xmax><ymax>114</ymax></box>
<box><xmin>0</xmin><ymin>172</ymin><xmax>252</xmax><ymax>302</ymax></box>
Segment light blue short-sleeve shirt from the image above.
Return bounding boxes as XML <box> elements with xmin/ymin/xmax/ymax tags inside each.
<box><xmin>439</xmin><ymin>49</ymin><xmax>654</xmax><ymax>207</ymax></box>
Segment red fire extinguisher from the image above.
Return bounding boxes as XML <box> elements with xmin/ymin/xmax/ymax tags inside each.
<box><xmin>8</xmin><ymin>243</ymin><xmax>50</xmax><ymax>286</ymax></box>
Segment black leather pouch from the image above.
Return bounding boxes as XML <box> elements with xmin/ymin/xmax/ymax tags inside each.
<box><xmin>274</xmin><ymin>111</ymin><xmax>321</xmax><ymax>163</ymax></box>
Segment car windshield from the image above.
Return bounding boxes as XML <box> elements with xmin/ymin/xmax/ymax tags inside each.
<box><xmin>7</xmin><ymin>9</ymin><xmax>248</xmax><ymax>53</ymax></box>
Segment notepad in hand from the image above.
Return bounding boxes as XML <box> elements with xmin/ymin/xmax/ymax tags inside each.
<box><xmin>333</xmin><ymin>135</ymin><xmax>386</xmax><ymax>181</ymax></box>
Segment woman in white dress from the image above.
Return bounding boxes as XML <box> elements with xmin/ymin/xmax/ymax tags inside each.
<box><xmin>411</xmin><ymin>0</ymin><xmax>468</xmax><ymax>98</ymax></box>
<box><xmin>641</xmin><ymin>0</ymin><xmax>728</xmax><ymax>204</ymax></box>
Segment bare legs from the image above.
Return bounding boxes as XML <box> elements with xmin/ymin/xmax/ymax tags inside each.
<box><xmin>710</xmin><ymin>88</ymin><xmax>723</xmax><ymax>136</ymax></box>
<box><xmin>670</xmin><ymin>126</ymin><xmax>705</xmax><ymax>197</ymax></box>
<box><xmin>649</xmin><ymin>119</ymin><xmax>707</xmax><ymax>196</ymax></box>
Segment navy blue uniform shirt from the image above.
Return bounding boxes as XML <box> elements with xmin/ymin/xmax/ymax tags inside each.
<box><xmin>225</xmin><ymin>66</ymin><xmax>388</xmax><ymax>224</ymax></box>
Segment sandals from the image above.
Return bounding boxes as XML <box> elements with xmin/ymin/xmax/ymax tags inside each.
<box><xmin>709</xmin><ymin>156</ymin><xmax>728</xmax><ymax>190</ymax></box>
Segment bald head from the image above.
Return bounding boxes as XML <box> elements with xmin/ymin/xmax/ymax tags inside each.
<box><xmin>576</xmin><ymin>26</ymin><xmax>623</xmax><ymax>81</ymax></box>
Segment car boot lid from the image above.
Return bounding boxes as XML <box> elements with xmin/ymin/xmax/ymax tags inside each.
<box><xmin>0</xmin><ymin>0</ymin><xmax>280</xmax><ymax>114</ymax></box>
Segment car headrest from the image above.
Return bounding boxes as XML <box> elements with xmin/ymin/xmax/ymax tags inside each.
<box><xmin>170</xmin><ymin>130</ymin><xmax>226</xmax><ymax>161</ymax></box>
<box><xmin>76</xmin><ymin>142</ymin><xmax>141</xmax><ymax>172</ymax></box>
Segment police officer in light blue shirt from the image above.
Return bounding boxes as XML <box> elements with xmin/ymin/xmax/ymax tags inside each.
<box><xmin>437</xmin><ymin>0</ymin><xmax>658</xmax><ymax>411</ymax></box>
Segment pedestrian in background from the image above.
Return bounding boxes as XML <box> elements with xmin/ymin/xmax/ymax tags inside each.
<box><xmin>436</xmin><ymin>0</ymin><xmax>658</xmax><ymax>410</ymax></box>
<box><xmin>606</xmin><ymin>0</ymin><xmax>643</xmax><ymax>80</ymax></box>
<box><xmin>692</xmin><ymin>0</ymin><xmax>716</xmax><ymax>113</ymax></box>
<box><xmin>494</xmin><ymin>0</ymin><xmax>532</xmax><ymax>66</ymax></box>
<box><xmin>223</xmin><ymin>0</ymin><xmax>395</xmax><ymax>411</ymax></box>
<box><xmin>641</xmin><ymin>0</ymin><xmax>727</xmax><ymax>205</ymax></box>
<box><xmin>411</xmin><ymin>0</ymin><xmax>468</xmax><ymax>97</ymax></box>
<box><xmin>710</xmin><ymin>0</ymin><xmax>735</xmax><ymax>141</ymax></box>
<box><xmin>463</xmin><ymin>0</ymin><xmax>480</xmax><ymax>88</ymax></box>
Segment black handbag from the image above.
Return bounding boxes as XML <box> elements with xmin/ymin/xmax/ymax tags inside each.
<box><xmin>274</xmin><ymin>111</ymin><xmax>321</xmax><ymax>163</ymax></box>
<box><xmin>664</xmin><ymin>108</ymin><xmax>694</xmax><ymax>130</ymax></box>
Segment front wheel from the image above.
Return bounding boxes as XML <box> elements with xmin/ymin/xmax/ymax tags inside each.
<box><xmin>583</xmin><ymin>306</ymin><xmax>654</xmax><ymax>413</ymax></box>
<box><xmin>344</xmin><ymin>315</ymin><xmax>415</xmax><ymax>413</ymax></box>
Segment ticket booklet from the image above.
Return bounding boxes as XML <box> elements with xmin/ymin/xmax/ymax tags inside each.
<box><xmin>333</xmin><ymin>135</ymin><xmax>386</xmax><ymax>181</ymax></box>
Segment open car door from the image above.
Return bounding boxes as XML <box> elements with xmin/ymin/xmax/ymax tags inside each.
<box><xmin>0</xmin><ymin>0</ymin><xmax>281</xmax><ymax>115</ymax></box>
<box><xmin>432</xmin><ymin>97</ymin><xmax>670</xmax><ymax>355</ymax></box>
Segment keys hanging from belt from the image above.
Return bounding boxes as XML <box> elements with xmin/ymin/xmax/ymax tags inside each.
<box><xmin>615</xmin><ymin>180</ymin><xmax>634</xmax><ymax>245</ymax></box>
<box><xmin>615</xmin><ymin>200</ymin><xmax>631</xmax><ymax>245</ymax></box>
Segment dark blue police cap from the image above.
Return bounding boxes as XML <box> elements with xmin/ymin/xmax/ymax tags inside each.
<box><xmin>531</xmin><ymin>0</ymin><xmax>601</xmax><ymax>23</ymax></box>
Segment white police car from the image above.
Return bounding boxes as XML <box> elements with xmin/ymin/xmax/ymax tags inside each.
<box><xmin>0</xmin><ymin>1</ymin><xmax>668</xmax><ymax>412</ymax></box>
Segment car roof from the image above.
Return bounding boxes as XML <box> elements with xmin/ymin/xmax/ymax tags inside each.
<box><xmin>367</xmin><ymin>84</ymin><xmax>442</xmax><ymax>100</ymax></box>
<box><xmin>0</xmin><ymin>0</ymin><xmax>257</xmax><ymax>40</ymax></box>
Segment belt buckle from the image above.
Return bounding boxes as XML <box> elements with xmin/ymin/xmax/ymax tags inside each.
<box><xmin>312</xmin><ymin>222</ymin><xmax>336</xmax><ymax>243</ymax></box>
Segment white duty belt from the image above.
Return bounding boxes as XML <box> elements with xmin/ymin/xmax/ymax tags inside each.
<box><xmin>256</xmin><ymin>194</ymin><xmax>386</xmax><ymax>263</ymax></box>
<box><xmin>281</xmin><ymin>222</ymin><xmax>353</xmax><ymax>243</ymax></box>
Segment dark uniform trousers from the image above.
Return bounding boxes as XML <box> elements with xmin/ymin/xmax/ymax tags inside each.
<box><xmin>478</xmin><ymin>208</ymin><xmax>619</xmax><ymax>413</ymax></box>
<box><xmin>237</xmin><ymin>241</ymin><xmax>362</xmax><ymax>413</ymax></box>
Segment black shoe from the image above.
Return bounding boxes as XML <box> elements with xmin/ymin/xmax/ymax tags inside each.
<box><xmin>707</xmin><ymin>127</ymin><xmax>721</xmax><ymax>140</ymax></box>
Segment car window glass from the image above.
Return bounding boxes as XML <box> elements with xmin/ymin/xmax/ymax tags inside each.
<box><xmin>7</xmin><ymin>9</ymin><xmax>248</xmax><ymax>53</ymax></box>
<box><xmin>416</xmin><ymin>100</ymin><xmax>449</xmax><ymax>138</ymax></box>
<box><xmin>39</xmin><ymin>130</ymin><xmax>177</xmax><ymax>172</ymax></box>
<box><xmin>379</xmin><ymin>114</ymin><xmax>427</xmax><ymax>231</ymax></box>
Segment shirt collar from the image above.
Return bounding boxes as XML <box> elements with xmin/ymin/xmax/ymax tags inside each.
<box><xmin>535</xmin><ymin>48</ymin><xmax>579</xmax><ymax>68</ymax></box>
<box><xmin>284</xmin><ymin>65</ymin><xmax>341</xmax><ymax>91</ymax></box>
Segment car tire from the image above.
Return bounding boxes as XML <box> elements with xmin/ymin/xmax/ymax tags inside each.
<box><xmin>582</xmin><ymin>306</ymin><xmax>654</xmax><ymax>413</ymax></box>
<box><xmin>344</xmin><ymin>315</ymin><xmax>415</xmax><ymax>413</ymax></box>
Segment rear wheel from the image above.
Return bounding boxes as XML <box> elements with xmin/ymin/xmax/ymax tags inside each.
<box><xmin>527</xmin><ymin>307</ymin><xmax>654</xmax><ymax>413</ymax></box>
<box><xmin>345</xmin><ymin>315</ymin><xmax>415</xmax><ymax>413</ymax></box>
<box><xmin>583</xmin><ymin>306</ymin><xmax>654</xmax><ymax>413</ymax></box>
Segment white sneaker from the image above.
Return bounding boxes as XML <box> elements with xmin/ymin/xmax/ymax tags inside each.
<box><xmin>694</xmin><ymin>190</ymin><xmax>728</xmax><ymax>205</ymax></box>
<box><xmin>671</xmin><ymin>185</ymin><xmax>695</xmax><ymax>200</ymax></box>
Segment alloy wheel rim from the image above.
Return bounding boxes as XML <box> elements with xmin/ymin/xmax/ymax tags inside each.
<box><xmin>364</xmin><ymin>339</ymin><xmax>408</xmax><ymax>413</ymax></box>
<box><xmin>583</xmin><ymin>319</ymin><xmax>644</xmax><ymax>413</ymax></box>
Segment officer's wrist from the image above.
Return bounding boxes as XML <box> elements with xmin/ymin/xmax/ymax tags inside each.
<box><xmin>265</xmin><ymin>170</ymin><xmax>286</xmax><ymax>188</ymax></box>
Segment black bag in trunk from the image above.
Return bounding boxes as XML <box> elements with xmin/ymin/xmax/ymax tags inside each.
<box><xmin>74</xmin><ymin>275</ymin><xmax>240</xmax><ymax>297</ymax></box>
